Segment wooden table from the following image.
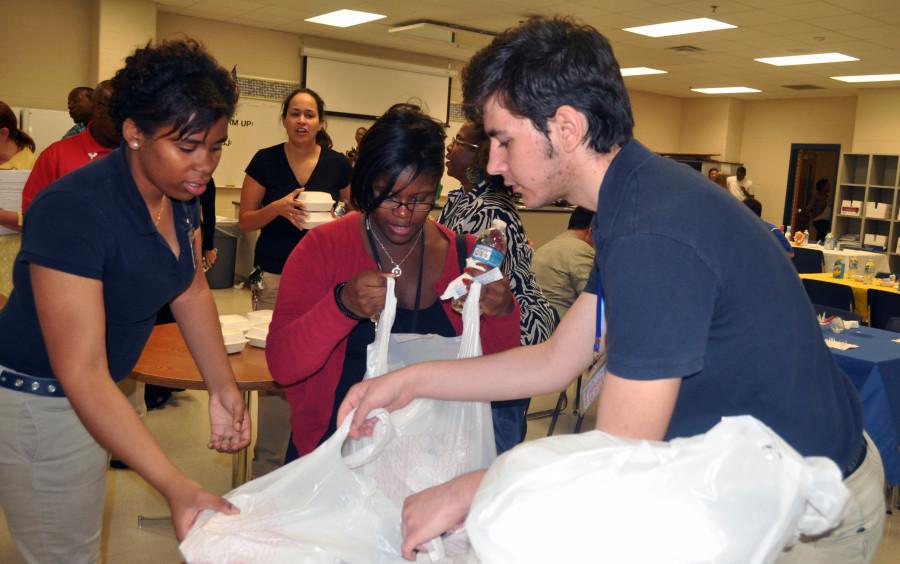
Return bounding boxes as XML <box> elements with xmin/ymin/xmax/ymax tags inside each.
<box><xmin>130</xmin><ymin>323</ymin><xmax>278</xmax><ymax>487</ymax></box>
<box><xmin>800</xmin><ymin>272</ymin><xmax>900</xmax><ymax>321</ymax></box>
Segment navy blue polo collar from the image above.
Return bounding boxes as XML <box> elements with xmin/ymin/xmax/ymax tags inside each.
<box><xmin>108</xmin><ymin>146</ymin><xmax>186</xmax><ymax>235</ymax></box>
<box><xmin>593</xmin><ymin>139</ymin><xmax>655</xmax><ymax>242</ymax></box>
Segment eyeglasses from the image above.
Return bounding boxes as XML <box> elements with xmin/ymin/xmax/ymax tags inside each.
<box><xmin>451</xmin><ymin>136</ymin><xmax>480</xmax><ymax>150</ymax></box>
<box><xmin>381</xmin><ymin>195</ymin><xmax>434</xmax><ymax>214</ymax></box>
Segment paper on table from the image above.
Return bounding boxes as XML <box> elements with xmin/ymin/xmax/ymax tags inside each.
<box><xmin>824</xmin><ymin>337</ymin><xmax>859</xmax><ymax>351</ymax></box>
<box><xmin>892</xmin><ymin>339</ymin><xmax>900</xmax><ymax>344</ymax></box>
<box><xmin>0</xmin><ymin>170</ymin><xmax>28</xmax><ymax>235</ymax></box>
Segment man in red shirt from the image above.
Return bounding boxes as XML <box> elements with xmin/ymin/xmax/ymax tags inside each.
<box><xmin>21</xmin><ymin>80</ymin><xmax>120</xmax><ymax>212</ymax></box>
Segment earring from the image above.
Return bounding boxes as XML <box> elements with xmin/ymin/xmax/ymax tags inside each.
<box><xmin>130</xmin><ymin>141</ymin><xmax>139</xmax><ymax>149</ymax></box>
<box><xmin>465</xmin><ymin>166</ymin><xmax>485</xmax><ymax>186</ymax></box>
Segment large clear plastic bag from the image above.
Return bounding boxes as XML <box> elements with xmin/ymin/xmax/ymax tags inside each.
<box><xmin>466</xmin><ymin>415</ymin><xmax>850</xmax><ymax>564</ymax></box>
<box><xmin>345</xmin><ymin>277</ymin><xmax>496</xmax><ymax>504</ymax></box>
<box><xmin>180</xmin><ymin>410</ymin><xmax>459</xmax><ymax>563</ymax></box>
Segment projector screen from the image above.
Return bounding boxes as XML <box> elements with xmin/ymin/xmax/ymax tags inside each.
<box><xmin>302</xmin><ymin>54</ymin><xmax>451</xmax><ymax>124</ymax></box>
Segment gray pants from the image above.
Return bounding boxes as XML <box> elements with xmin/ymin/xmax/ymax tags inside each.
<box><xmin>251</xmin><ymin>271</ymin><xmax>292</xmax><ymax>477</ymax></box>
<box><xmin>0</xmin><ymin>387</ymin><xmax>107</xmax><ymax>564</ymax></box>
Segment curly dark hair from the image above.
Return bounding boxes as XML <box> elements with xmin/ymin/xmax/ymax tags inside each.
<box><xmin>462</xmin><ymin>17</ymin><xmax>633</xmax><ymax>154</ymax></box>
<box><xmin>280</xmin><ymin>88</ymin><xmax>333</xmax><ymax>149</ymax></box>
<box><xmin>350</xmin><ymin>103</ymin><xmax>446</xmax><ymax>213</ymax></box>
<box><xmin>109</xmin><ymin>38</ymin><xmax>238</xmax><ymax>138</ymax></box>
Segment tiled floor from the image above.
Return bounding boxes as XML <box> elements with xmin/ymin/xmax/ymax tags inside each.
<box><xmin>1</xmin><ymin>287</ymin><xmax>898</xmax><ymax>563</ymax></box>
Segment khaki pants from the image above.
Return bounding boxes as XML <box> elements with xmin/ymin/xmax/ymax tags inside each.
<box><xmin>251</xmin><ymin>271</ymin><xmax>291</xmax><ymax>477</ymax></box>
<box><xmin>777</xmin><ymin>433</ymin><xmax>886</xmax><ymax>564</ymax></box>
<box><xmin>0</xmin><ymin>387</ymin><xmax>107</xmax><ymax>564</ymax></box>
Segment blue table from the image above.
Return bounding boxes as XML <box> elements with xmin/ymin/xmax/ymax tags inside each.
<box><xmin>823</xmin><ymin>325</ymin><xmax>900</xmax><ymax>484</ymax></box>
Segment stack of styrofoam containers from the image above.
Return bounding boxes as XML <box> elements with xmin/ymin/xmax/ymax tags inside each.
<box><xmin>840</xmin><ymin>199</ymin><xmax>861</xmax><ymax>216</ymax></box>
<box><xmin>219</xmin><ymin>314</ymin><xmax>250</xmax><ymax>354</ymax></box>
<box><xmin>865</xmin><ymin>201</ymin><xmax>891</xmax><ymax>219</ymax></box>
<box><xmin>296</xmin><ymin>191</ymin><xmax>335</xmax><ymax>229</ymax></box>
<box><xmin>245</xmin><ymin>310</ymin><xmax>273</xmax><ymax>349</ymax></box>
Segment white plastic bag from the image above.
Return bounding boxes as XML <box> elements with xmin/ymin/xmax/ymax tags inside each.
<box><xmin>180</xmin><ymin>409</ymin><xmax>412</xmax><ymax>563</ymax></box>
<box><xmin>466</xmin><ymin>415</ymin><xmax>850</xmax><ymax>564</ymax></box>
<box><xmin>346</xmin><ymin>277</ymin><xmax>496</xmax><ymax>503</ymax></box>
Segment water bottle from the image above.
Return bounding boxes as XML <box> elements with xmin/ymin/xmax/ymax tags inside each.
<box><xmin>823</xmin><ymin>232</ymin><xmax>833</xmax><ymax>249</ymax></box>
<box><xmin>864</xmin><ymin>259</ymin><xmax>875</xmax><ymax>284</ymax></box>
<box><xmin>848</xmin><ymin>256</ymin><xmax>859</xmax><ymax>279</ymax></box>
<box><xmin>785</xmin><ymin>225</ymin><xmax>792</xmax><ymax>243</ymax></box>
<box><xmin>832</xmin><ymin>256</ymin><xmax>846</xmax><ymax>279</ymax></box>
<box><xmin>803</xmin><ymin>229</ymin><xmax>810</xmax><ymax>245</ymax></box>
<box><xmin>451</xmin><ymin>219</ymin><xmax>508</xmax><ymax>312</ymax></box>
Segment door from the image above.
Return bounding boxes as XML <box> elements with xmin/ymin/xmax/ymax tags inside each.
<box><xmin>783</xmin><ymin>144</ymin><xmax>840</xmax><ymax>239</ymax></box>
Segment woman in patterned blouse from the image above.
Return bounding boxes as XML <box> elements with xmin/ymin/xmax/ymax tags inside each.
<box><xmin>438</xmin><ymin>120</ymin><xmax>558</xmax><ymax>451</ymax></box>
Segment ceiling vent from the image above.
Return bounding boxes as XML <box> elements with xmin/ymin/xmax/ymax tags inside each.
<box><xmin>782</xmin><ymin>84</ymin><xmax>825</xmax><ymax>90</ymax></box>
<box><xmin>668</xmin><ymin>45</ymin><xmax>704</xmax><ymax>53</ymax></box>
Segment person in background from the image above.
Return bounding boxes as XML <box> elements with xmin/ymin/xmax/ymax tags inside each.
<box><xmin>345</xmin><ymin>126</ymin><xmax>368</xmax><ymax>165</ymax></box>
<box><xmin>238</xmin><ymin>87</ymin><xmax>352</xmax><ymax>476</ymax></box>
<box><xmin>0</xmin><ymin>101</ymin><xmax>37</xmax><ymax>170</ymax></box>
<box><xmin>808</xmin><ymin>178</ymin><xmax>832</xmax><ymax>241</ymax></box>
<box><xmin>340</xmin><ymin>18</ymin><xmax>882</xmax><ymax>562</ymax></box>
<box><xmin>439</xmin><ymin>120</ymin><xmax>558</xmax><ymax>453</ymax></box>
<box><xmin>707</xmin><ymin>167</ymin><xmax>719</xmax><ymax>182</ymax></box>
<box><xmin>0</xmin><ymin>39</ymin><xmax>251</xmax><ymax>563</ymax></box>
<box><xmin>532</xmin><ymin>206</ymin><xmax>595</xmax><ymax>320</ymax></box>
<box><xmin>63</xmin><ymin>86</ymin><xmax>94</xmax><ymax>139</ymax></box>
<box><xmin>266</xmin><ymin>103</ymin><xmax>520</xmax><ymax>460</ymax></box>
<box><xmin>726</xmin><ymin>165</ymin><xmax>753</xmax><ymax>200</ymax></box>
<box><xmin>714</xmin><ymin>172</ymin><xmax>729</xmax><ymax>191</ymax></box>
<box><xmin>19</xmin><ymin>81</ymin><xmax>120</xmax><ymax>214</ymax></box>
<box><xmin>742</xmin><ymin>197</ymin><xmax>794</xmax><ymax>258</ymax></box>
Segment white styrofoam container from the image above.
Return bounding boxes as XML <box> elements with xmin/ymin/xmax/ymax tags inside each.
<box><xmin>840</xmin><ymin>199</ymin><xmax>861</xmax><ymax>216</ymax></box>
<box><xmin>295</xmin><ymin>191</ymin><xmax>334</xmax><ymax>212</ymax></box>
<box><xmin>865</xmin><ymin>201</ymin><xmax>891</xmax><ymax>219</ymax></box>
<box><xmin>219</xmin><ymin>314</ymin><xmax>250</xmax><ymax>333</ymax></box>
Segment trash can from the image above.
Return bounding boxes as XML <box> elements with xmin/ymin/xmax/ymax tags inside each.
<box><xmin>206</xmin><ymin>218</ymin><xmax>240</xmax><ymax>290</ymax></box>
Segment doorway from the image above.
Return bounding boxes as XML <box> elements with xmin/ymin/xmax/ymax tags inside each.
<box><xmin>782</xmin><ymin>143</ymin><xmax>840</xmax><ymax>241</ymax></box>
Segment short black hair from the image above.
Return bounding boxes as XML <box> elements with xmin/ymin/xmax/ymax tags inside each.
<box><xmin>350</xmin><ymin>104</ymin><xmax>445</xmax><ymax>213</ymax></box>
<box><xmin>743</xmin><ymin>197</ymin><xmax>762</xmax><ymax>217</ymax></box>
<box><xmin>109</xmin><ymin>39</ymin><xmax>238</xmax><ymax>139</ymax></box>
<box><xmin>815</xmin><ymin>178</ymin><xmax>830</xmax><ymax>192</ymax></box>
<box><xmin>280</xmin><ymin>88</ymin><xmax>333</xmax><ymax>149</ymax></box>
<box><xmin>462</xmin><ymin>17</ymin><xmax>633</xmax><ymax>154</ymax></box>
<box><xmin>567</xmin><ymin>206</ymin><xmax>594</xmax><ymax>230</ymax></box>
<box><xmin>737</xmin><ymin>166</ymin><xmax>747</xmax><ymax>175</ymax></box>
<box><xmin>69</xmin><ymin>86</ymin><xmax>93</xmax><ymax>99</ymax></box>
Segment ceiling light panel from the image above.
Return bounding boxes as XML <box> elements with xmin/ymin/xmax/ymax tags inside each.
<box><xmin>623</xmin><ymin>18</ymin><xmax>736</xmax><ymax>38</ymax></box>
<box><xmin>691</xmin><ymin>87</ymin><xmax>762</xmax><ymax>94</ymax></box>
<box><xmin>305</xmin><ymin>9</ymin><xmax>385</xmax><ymax>28</ymax></box>
<box><xmin>831</xmin><ymin>74</ymin><xmax>900</xmax><ymax>83</ymax></box>
<box><xmin>755</xmin><ymin>53</ymin><xmax>859</xmax><ymax>66</ymax></box>
<box><xmin>621</xmin><ymin>67</ymin><xmax>668</xmax><ymax>77</ymax></box>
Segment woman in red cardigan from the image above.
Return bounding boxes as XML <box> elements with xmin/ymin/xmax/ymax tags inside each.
<box><xmin>266</xmin><ymin>104</ymin><xmax>521</xmax><ymax>458</ymax></box>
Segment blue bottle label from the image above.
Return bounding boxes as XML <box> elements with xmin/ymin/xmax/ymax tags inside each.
<box><xmin>471</xmin><ymin>243</ymin><xmax>504</xmax><ymax>269</ymax></box>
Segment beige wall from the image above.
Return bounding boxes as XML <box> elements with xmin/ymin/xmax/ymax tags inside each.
<box><xmin>629</xmin><ymin>90</ymin><xmax>682</xmax><ymax>154</ymax></box>
<box><xmin>851</xmin><ymin>88</ymin><xmax>900</xmax><ymax>155</ymax></box>
<box><xmin>92</xmin><ymin>0</ymin><xmax>156</xmax><ymax>83</ymax></box>
<box><xmin>157</xmin><ymin>13</ymin><xmax>303</xmax><ymax>82</ymax></box>
<box><xmin>739</xmin><ymin>96</ymin><xmax>857</xmax><ymax>225</ymax></box>
<box><xmin>0</xmin><ymin>0</ymin><xmax>91</xmax><ymax>109</ymax></box>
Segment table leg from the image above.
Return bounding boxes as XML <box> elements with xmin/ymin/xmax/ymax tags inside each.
<box><xmin>231</xmin><ymin>390</ymin><xmax>253</xmax><ymax>488</ymax></box>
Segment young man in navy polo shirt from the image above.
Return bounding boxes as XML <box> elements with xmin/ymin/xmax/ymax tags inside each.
<box><xmin>341</xmin><ymin>17</ymin><xmax>885</xmax><ymax>563</ymax></box>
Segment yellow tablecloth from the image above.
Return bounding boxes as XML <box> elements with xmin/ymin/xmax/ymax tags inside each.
<box><xmin>800</xmin><ymin>272</ymin><xmax>900</xmax><ymax>320</ymax></box>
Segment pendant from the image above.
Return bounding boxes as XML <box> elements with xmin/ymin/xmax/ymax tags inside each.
<box><xmin>391</xmin><ymin>265</ymin><xmax>402</xmax><ymax>277</ymax></box>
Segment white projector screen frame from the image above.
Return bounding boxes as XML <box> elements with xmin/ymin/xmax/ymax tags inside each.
<box><xmin>302</xmin><ymin>53</ymin><xmax>452</xmax><ymax>125</ymax></box>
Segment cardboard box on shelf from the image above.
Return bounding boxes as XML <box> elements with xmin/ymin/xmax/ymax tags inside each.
<box><xmin>840</xmin><ymin>200</ymin><xmax>861</xmax><ymax>216</ymax></box>
<box><xmin>865</xmin><ymin>201</ymin><xmax>892</xmax><ymax>219</ymax></box>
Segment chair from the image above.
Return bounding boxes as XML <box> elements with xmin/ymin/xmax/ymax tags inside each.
<box><xmin>867</xmin><ymin>290</ymin><xmax>900</xmax><ymax>330</ymax></box>
<box><xmin>792</xmin><ymin>247</ymin><xmax>824</xmax><ymax>274</ymax></box>
<box><xmin>802</xmin><ymin>279</ymin><xmax>855</xmax><ymax>313</ymax></box>
<box><xmin>812</xmin><ymin>304</ymin><xmax>862</xmax><ymax>323</ymax></box>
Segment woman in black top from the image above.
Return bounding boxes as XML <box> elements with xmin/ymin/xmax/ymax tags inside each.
<box><xmin>238</xmin><ymin>88</ymin><xmax>352</xmax><ymax>310</ymax></box>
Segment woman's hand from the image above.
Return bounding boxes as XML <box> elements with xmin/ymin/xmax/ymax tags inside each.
<box><xmin>340</xmin><ymin>270</ymin><xmax>392</xmax><ymax>319</ymax></box>
<box><xmin>462</xmin><ymin>265</ymin><xmax>514</xmax><ymax>317</ymax></box>
<box><xmin>165</xmin><ymin>476</ymin><xmax>240</xmax><ymax>541</ymax></box>
<box><xmin>269</xmin><ymin>188</ymin><xmax>308</xmax><ymax>230</ymax></box>
<box><xmin>207</xmin><ymin>386</ymin><xmax>251</xmax><ymax>453</ymax></box>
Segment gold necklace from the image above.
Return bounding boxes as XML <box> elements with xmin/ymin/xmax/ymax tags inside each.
<box><xmin>154</xmin><ymin>197</ymin><xmax>167</xmax><ymax>227</ymax></box>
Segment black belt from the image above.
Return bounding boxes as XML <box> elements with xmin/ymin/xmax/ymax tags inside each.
<box><xmin>843</xmin><ymin>437</ymin><xmax>867</xmax><ymax>479</ymax></box>
<box><xmin>0</xmin><ymin>369</ymin><xmax>66</xmax><ymax>398</ymax></box>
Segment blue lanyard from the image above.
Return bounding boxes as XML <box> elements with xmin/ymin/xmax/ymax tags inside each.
<box><xmin>595</xmin><ymin>270</ymin><xmax>605</xmax><ymax>353</ymax></box>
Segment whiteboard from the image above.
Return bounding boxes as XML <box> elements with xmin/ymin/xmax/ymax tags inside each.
<box><xmin>17</xmin><ymin>107</ymin><xmax>74</xmax><ymax>154</ymax></box>
<box><xmin>216</xmin><ymin>98</ymin><xmax>288</xmax><ymax>188</ymax></box>
<box><xmin>303</xmin><ymin>56</ymin><xmax>450</xmax><ymax>124</ymax></box>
